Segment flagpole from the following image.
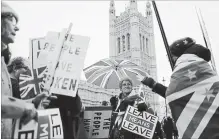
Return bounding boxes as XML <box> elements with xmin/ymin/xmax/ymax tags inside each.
<box><xmin>152</xmin><ymin>1</ymin><xmax>174</xmax><ymax>71</ymax></box>
<box><xmin>195</xmin><ymin>7</ymin><xmax>217</xmax><ymax>73</ymax></box>
<box><xmin>152</xmin><ymin>1</ymin><xmax>172</xmax><ymax>118</ymax></box>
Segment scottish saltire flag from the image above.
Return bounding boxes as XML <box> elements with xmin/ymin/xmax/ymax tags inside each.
<box><xmin>166</xmin><ymin>54</ymin><xmax>219</xmax><ymax>139</ymax></box>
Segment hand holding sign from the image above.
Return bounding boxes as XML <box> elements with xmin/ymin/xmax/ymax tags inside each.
<box><xmin>21</xmin><ymin>103</ymin><xmax>38</xmax><ymax>125</ymax></box>
<box><xmin>124</xmin><ymin>94</ymin><xmax>142</xmax><ymax>102</ymax></box>
<box><xmin>41</xmin><ymin>94</ymin><xmax>57</xmax><ymax>108</ymax></box>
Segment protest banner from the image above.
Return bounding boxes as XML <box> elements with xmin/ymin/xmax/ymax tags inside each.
<box><xmin>19</xmin><ymin>32</ymin><xmax>59</xmax><ymax>99</ymax></box>
<box><xmin>19</xmin><ymin>37</ymin><xmax>48</xmax><ymax>99</ymax></box>
<box><xmin>13</xmin><ymin>108</ymin><xmax>63</xmax><ymax>139</ymax></box>
<box><xmin>121</xmin><ymin>105</ymin><xmax>158</xmax><ymax>138</ymax></box>
<box><xmin>29</xmin><ymin>37</ymin><xmax>48</xmax><ymax>69</ymax></box>
<box><xmin>84</xmin><ymin>106</ymin><xmax>112</xmax><ymax>139</ymax></box>
<box><xmin>49</xmin><ymin>33</ymin><xmax>90</xmax><ymax>97</ymax></box>
<box><xmin>40</xmin><ymin>29</ymin><xmax>67</xmax><ymax>92</ymax></box>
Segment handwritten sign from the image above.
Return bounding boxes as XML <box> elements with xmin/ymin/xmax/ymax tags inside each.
<box><xmin>84</xmin><ymin>106</ymin><xmax>112</xmax><ymax>139</ymax></box>
<box><xmin>13</xmin><ymin>108</ymin><xmax>63</xmax><ymax>139</ymax></box>
<box><xmin>121</xmin><ymin>105</ymin><xmax>158</xmax><ymax>138</ymax></box>
<box><xmin>29</xmin><ymin>37</ymin><xmax>48</xmax><ymax>69</ymax></box>
<box><xmin>40</xmin><ymin>30</ymin><xmax>66</xmax><ymax>92</ymax></box>
<box><xmin>50</xmin><ymin>34</ymin><xmax>90</xmax><ymax>97</ymax></box>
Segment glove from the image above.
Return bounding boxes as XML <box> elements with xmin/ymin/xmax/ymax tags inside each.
<box><xmin>142</xmin><ymin>77</ymin><xmax>156</xmax><ymax>88</ymax></box>
<box><xmin>137</xmin><ymin>103</ymin><xmax>147</xmax><ymax>112</ymax></box>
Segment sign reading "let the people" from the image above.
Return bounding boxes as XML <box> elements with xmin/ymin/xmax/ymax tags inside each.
<box><xmin>13</xmin><ymin>108</ymin><xmax>63</xmax><ymax>139</ymax></box>
<box><xmin>122</xmin><ymin>105</ymin><xmax>158</xmax><ymax>138</ymax></box>
<box><xmin>83</xmin><ymin>106</ymin><xmax>112</xmax><ymax>139</ymax></box>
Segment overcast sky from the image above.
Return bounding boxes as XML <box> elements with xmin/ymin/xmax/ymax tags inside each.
<box><xmin>6</xmin><ymin>0</ymin><xmax>219</xmax><ymax>85</ymax></box>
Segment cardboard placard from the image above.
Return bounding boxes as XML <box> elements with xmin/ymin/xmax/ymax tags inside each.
<box><xmin>13</xmin><ymin>108</ymin><xmax>63</xmax><ymax>139</ymax></box>
<box><xmin>49</xmin><ymin>34</ymin><xmax>90</xmax><ymax>97</ymax></box>
<box><xmin>84</xmin><ymin>106</ymin><xmax>112</xmax><ymax>139</ymax></box>
<box><xmin>121</xmin><ymin>105</ymin><xmax>158</xmax><ymax>138</ymax></box>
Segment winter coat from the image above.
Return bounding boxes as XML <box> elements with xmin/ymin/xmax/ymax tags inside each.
<box><xmin>47</xmin><ymin>93</ymin><xmax>82</xmax><ymax>139</ymax></box>
<box><xmin>1</xmin><ymin>56</ymin><xmax>13</xmax><ymax>138</ymax></box>
<box><xmin>109</xmin><ymin>92</ymin><xmax>151</xmax><ymax>139</ymax></box>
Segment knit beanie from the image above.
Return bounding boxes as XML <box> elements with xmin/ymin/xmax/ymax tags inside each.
<box><xmin>1</xmin><ymin>2</ymin><xmax>19</xmax><ymax>22</ymax></box>
<box><xmin>170</xmin><ymin>37</ymin><xmax>196</xmax><ymax>57</ymax></box>
<box><xmin>183</xmin><ymin>44</ymin><xmax>211</xmax><ymax>62</ymax></box>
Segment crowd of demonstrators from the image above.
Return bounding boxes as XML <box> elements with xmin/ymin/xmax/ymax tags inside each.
<box><xmin>1</xmin><ymin>2</ymin><xmax>84</xmax><ymax>139</ymax></box>
<box><xmin>2</xmin><ymin>2</ymin><xmax>218</xmax><ymax>139</ymax></box>
<box><xmin>137</xmin><ymin>37</ymin><xmax>219</xmax><ymax>139</ymax></box>
<box><xmin>1</xmin><ymin>2</ymin><xmax>47</xmax><ymax>138</ymax></box>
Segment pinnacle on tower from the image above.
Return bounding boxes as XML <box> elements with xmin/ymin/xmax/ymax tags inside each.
<box><xmin>146</xmin><ymin>1</ymin><xmax>152</xmax><ymax>17</ymax></box>
<box><xmin>109</xmin><ymin>0</ymin><xmax>115</xmax><ymax>16</ymax></box>
<box><xmin>146</xmin><ymin>1</ymin><xmax>151</xmax><ymax>9</ymax></box>
<box><xmin>130</xmin><ymin>0</ymin><xmax>138</xmax><ymax>10</ymax></box>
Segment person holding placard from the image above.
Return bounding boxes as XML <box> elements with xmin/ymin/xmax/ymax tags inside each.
<box><xmin>109</xmin><ymin>77</ymin><xmax>149</xmax><ymax>139</ymax></box>
<box><xmin>1</xmin><ymin>2</ymin><xmax>44</xmax><ymax>138</ymax></box>
<box><xmin>7</xmin><ymin>56</ymin><xmax>57</xmax><ymax>108</ymax></box>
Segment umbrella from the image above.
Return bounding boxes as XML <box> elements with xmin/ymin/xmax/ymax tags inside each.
<box><xmin>83</xmin><ymin>58</ymin><xmax>149</xmax><ymax>89</ymax></box>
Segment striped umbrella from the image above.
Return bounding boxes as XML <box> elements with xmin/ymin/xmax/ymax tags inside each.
<box><xmin>83</xmin><ymin>58</ymin><xmax>149</xmax><ymax>89</ymax></box>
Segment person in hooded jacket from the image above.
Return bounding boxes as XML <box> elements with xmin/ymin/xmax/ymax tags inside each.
<box><xmin>137</xmin><ymin>37</ymin><xmax>219</xmax><ymax>139</ymax></box>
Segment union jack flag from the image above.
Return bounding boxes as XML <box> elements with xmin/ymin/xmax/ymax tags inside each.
<box><xmin>84</xmin><ymin>58</ymin><xmax>149</xmax><ymax>89</ymax></box>
<box><xmin>166</xmin><ymin>54</ymin><xmax>219</xmax><ymax>139</ymax></box>
<box><xmin>19</xmin><ymin>38</ymin><xmax>47</xmax><ymax>99</ymax></box>
<box><xmin>19</xmin><ymin>67</ymin><xmax>47</xmax><ymax>99</ymax></box>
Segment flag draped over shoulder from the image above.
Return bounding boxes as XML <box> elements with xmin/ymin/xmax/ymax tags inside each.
<box><xmin>166</xmin><ymin>54</ymin><xmax>219</xmax><ymax>139</ymax></box>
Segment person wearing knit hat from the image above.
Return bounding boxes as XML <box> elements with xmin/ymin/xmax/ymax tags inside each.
<box><xmin>169</xmin><ymin>37</ymin><xmax>211</xmax><ymax>65</ymax></box>
<box><xmin>1</xmin><ymin>2</ymin><xmax>46</xmax><ymax>139</ymax></box>
<box><xmin>137</xmin><ymin>37</ymin><xmax>219</xmax><ymax>139</ymax></box>
<box><xmin>1</xmin><ymin>2</ymin><xmax>19</xmax><ymax>46</ymax></box>
<box><xmin>136</xmin><ymin>37</ymin><xmax>213</xmax><ymax>98</ymax></box>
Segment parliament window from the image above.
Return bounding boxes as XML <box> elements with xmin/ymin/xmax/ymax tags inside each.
<box><xmin>146</xmin><ymin>38</ymin><xmax>148</xmax><ymax>53</ymax></box>
<box><xmin>127</xmin><ymin>33</ymin><xmax>130</xmax><ymax>50</ymax></box>
<box><xmin>139</xmin><ymin>34</ymin><xmax>142</xmax><ymax>51</ymax></box>
<box><xmin>117</xmin><ymin>37</ymin><xmax>120</xmax><ymax>53</ymax></box>
<box><xmin>143</xmin><ymin>36</ymin><xmax>145</xmax><ymax>52</ymax></box>
<box><xmin>122</xmin><ymin>35</ymin><xmax>125</xmax><ymax>52</ymax></box>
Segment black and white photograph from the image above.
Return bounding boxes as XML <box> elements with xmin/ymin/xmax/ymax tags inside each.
<box><xmin>1</xmin><ymin>0</ymin><xmax>219</xmax><ymax>139</ymax></box>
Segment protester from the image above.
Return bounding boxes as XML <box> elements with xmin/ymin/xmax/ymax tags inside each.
<box><xmin>109</xmin><ymin>77</ymin><xmax>147</xmax><ymax>139</ymax></box>
<box><xmin>7</xmin><ymin>57</ymin><xmax>30</xmax><ymax>99</ymax></box>
<box><xmin>47</xmin><ymin>91</ymin><xmax>83</xmax><ymax>139</ymax></box>
<box><xmin>1</xmin><ymin>2</ymin><xmax>43</xmax><ymax>138</ymax></box>
<box><xmin>7</xmin><ymin>56</ymin><xmax>56</xmax><ymax>108</ymax></box>
<box><xmin>110</xmin><ymin>95</ymin><xmax>119</xmax><ymax>111</ymax></box>
<box><xmin>162</xmin><ymin>117</ymin><xmax>174</xmax><ymax>139</ymax></box>
<box><xmin>153</xmin><ymin>120</ymin><xmax>163</xmax><ymax>139</ymax></box>
<box><xmin>102</xmin><ymin>100</ymin><xmax>109</xmax><ymax>106</ymax></box>
<box><xmin>137</xmin><ymin>37</ymin><xmax>219</xmax><ymax>139</ymax></box>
